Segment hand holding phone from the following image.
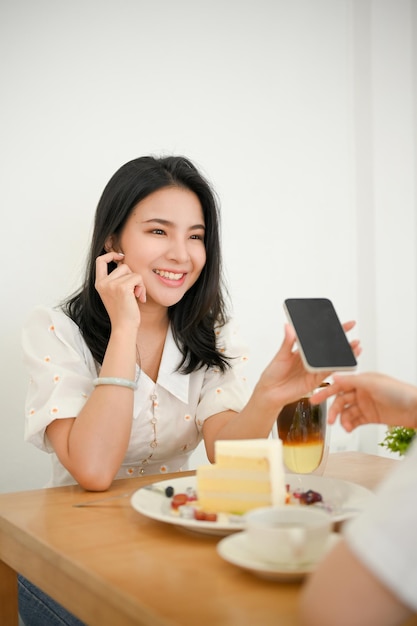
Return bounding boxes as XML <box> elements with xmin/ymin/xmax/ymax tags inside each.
<box><xmin>283</xmin><ymin>298</ymin><xmax>357</xmax><ymax>372</ymax></box>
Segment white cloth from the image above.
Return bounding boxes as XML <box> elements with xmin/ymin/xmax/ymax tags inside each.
<box><xmin>22</xmin><ymin>306</ymin><xmax>252</xmax><ymax>487</ymax></box>
<box><xmin>344</xmin><ymin>439</ymin><xmax>417</xmax><ymax>611</ymax></box>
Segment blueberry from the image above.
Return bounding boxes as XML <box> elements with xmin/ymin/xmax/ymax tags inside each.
<box><xmin>165</xmin><ymin>486</ymin><xmax>174</xmax><ymax>498</ymax></box>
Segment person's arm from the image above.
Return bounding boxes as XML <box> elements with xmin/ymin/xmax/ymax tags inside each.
<box><xmin>203</xmin><ymin>322</ymin><xmax>360</xmax><ymax>461</ymax></box>
<box><xmin>47</xmin><ymin>252</ymin><xmax>146</xmax><ymax>491</ymax></box>
<box><xmin>298</xmin><ymin>539</ymin><xmax>412</xmax><ymax>626</ymax></box>
<box><xmin>310</xmin><ymin>372</ymin><xmax>417</xmax><ymax>432</ymax></box>
<box><xmin>46</xmin><ymin>327</ymin><xmax>138</xmax><ymax>491</ymax></box>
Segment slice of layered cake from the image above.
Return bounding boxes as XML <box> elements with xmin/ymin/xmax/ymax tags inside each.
<box><xmin>196</xmin><ymin>438</ymin><xmax>286</xmax><ymax>515</ymax></box>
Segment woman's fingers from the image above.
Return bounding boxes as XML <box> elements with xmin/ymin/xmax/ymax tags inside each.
<box><xmin>95</xmin><ymin>252</ymin><xmax>125</xmax><ymax>282</ymax></box>
<box><xmin>283</xmin><ymin>323</ymin><xmax>297</xmax><ymax>352</ymax></box>
<box><xmin>337</xmin><ymin>405</ymin><xmax>362</xmax><ymax>431</ymax></box>
<box><xmin>342</xmin><ymin>320</ymin><xmax>356</xmax><ymax>332</ymax></box>
<box><xmin>310</xmin><ymin>376</ymin><xmax>359</xmax><ymax>426</ymax></box>
<box><xmin>310</xmin><ymin>386</ymin><xmax>336</xmax><ymax>405</ymax></box>
<box><xmin>350</xmin><ymin>339</ymin><xmax>362</xmax><ymax>358</ymax></box>
<box><xmin>105</xmin><ymin>272</ymin><xmax>147</xmax><ymax>304</ymax></box>
<box><xmin>327</xmin><ymin>393</ymin><xmax>355</xmax><ymax>425</ymax></box>
<box><xmin>134</xmin><ymin>283</ymin><xmax>147</xmax><ymax>303</ymax></box>
<box><xmin>95</xmin><ymin>253</ymin><xmax>146</xmax><ymax>303</ymax></box>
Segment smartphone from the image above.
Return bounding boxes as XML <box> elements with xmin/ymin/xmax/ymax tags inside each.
<box><xmin>283</xmin><ymin>298</ymin><xmax>357</xmax><ymax>372</ymax></box>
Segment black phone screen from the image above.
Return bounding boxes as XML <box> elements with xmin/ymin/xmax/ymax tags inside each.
<box><xmin>283</xmin><ymin>298</ymin><xmax>357</xmax><ymax>371</ymax></box>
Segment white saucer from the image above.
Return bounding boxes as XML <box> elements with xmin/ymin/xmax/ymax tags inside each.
<box><xmin>217</xmin><ymin>531</ymin><xmax>340</xmax><ymax>582</ymax></box>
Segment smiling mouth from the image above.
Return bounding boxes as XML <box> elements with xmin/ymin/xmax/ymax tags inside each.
<box><xmin>153</xmin><ymin>269</ymin><xmax>185</xmax><ymax>280</ymax></box>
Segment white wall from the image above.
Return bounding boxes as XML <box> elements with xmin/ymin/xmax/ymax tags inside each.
<box><xmin>1</xmin><ymin>0</ymin><xmax>416</xmax><ymax>493</ymax></box>
<box><xmin>352</xmin><ymin>0</ymin><xmax>417</xmax><ymax>452</ymax></box>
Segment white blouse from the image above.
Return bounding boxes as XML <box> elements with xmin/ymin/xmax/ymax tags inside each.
<box><xmin>22</xmin><ymin>306</ymin><xmax>252</xmax><ymax>487</ymax></box>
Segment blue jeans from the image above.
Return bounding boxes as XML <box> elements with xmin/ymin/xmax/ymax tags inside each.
<box><xmin>18</xmin><ymin>575</ymin><xmax>86</xmax><ymax>626</ymax></box>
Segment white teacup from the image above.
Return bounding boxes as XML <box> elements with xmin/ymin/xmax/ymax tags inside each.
<box><xmin>245</xmin><ymin>506</ymin><xmax>331</xmax><ymax>567</ymax></box>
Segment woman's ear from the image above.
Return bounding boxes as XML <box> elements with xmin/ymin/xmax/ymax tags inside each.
<box><xmin>105</xmin><ymin>234</ymin><xmax>123</xmax><ymax>255</ymax></box>
<box><xmin>104</xmin><ymin>235</ymin><xmax>115</xmax><ymax>253</ymax></box>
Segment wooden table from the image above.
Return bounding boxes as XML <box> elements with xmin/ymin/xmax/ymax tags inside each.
<box><xmin>0</xmin><ymin>452</ymin><xmax>413</xmax><ymax>626</ymax></box>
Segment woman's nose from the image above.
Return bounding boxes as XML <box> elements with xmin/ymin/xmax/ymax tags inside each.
<box><xmin>167</xmin><ymin>238</ymin><xmax>190</xmax><ymax>262</ymax></box>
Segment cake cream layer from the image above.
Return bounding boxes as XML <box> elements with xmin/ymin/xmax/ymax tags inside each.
<box><xmin>198</xmin><ymin>470</ymin><xmax>272</xmax><ymax>492</ymax></box>
<box><xmin>214</xmin><ymin>456</ymin><xmax>269</xmax><ymax>471</ymax></box>
<box><xmin>214</xmin><ymin>439</ymin><xmax>280</xmax><ymax>457</ymax></box>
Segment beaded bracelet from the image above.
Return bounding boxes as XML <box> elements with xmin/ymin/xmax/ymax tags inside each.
<box><xmin>93</xmin><ymin>377</ymin><xmax>138</xmax><ymax>391</ymax></box>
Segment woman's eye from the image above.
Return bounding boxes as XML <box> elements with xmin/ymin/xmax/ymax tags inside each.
<box><xmin>151</xmin><ymin>229</ymin><xmax>165</xmax><ymax>235</ymax></box>
<box><xmin>190</xmin><ymin>234</ymin><xmax>204</xmax><ymax>241</ymax></box>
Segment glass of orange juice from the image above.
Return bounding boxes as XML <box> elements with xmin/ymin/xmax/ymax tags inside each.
<box><xmin>277</xmin><ymin>383</ymin><xmax>329</xmax><ymax>474</ymax></box>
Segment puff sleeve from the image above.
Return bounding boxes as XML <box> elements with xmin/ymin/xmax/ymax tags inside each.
<box><xmin>22</xmin><ymin>306</ymin><xmax>98</xmax><ymax>452</ymax></box>
<box><xmin>195</xmin><ymin>320</ymin><xmax>252</xmax><ymax>430</ymax></box>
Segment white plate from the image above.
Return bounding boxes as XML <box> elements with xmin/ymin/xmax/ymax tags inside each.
<box><xmin>284</xmin><ymin>473</ymin><xmax>372</xmax><ymax>522</ymax></box>
<box><xmin>130</xmin><ymin>474</ymin><xmax>372</xmax><ymax>536</ymax></box>
<box><xmin>217</xmin><ymin>531</ymin><xmax>341</xmax><ymax>582</ymax></box>
<box><xmin>131</xmin><ymin>476</ymin><xmax>246</xmax><ymax>536</ymax></box>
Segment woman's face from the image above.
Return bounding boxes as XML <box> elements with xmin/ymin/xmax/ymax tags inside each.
<box><xmin>113</xmin><ymin>186</ymin><xmax>207</xmax><ymax>308</ymax></box>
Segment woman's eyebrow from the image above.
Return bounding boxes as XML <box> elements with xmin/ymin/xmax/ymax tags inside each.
<box><xmin>143</xmin><ymin>218</ymin><xmax>205</xmax><ymax>230</ymax></box>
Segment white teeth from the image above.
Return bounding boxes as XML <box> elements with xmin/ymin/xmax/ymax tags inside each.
<box><xmin>154</xmin><ymin>269</ymin><xmax>184</xmax><ymax>280</ymax></box>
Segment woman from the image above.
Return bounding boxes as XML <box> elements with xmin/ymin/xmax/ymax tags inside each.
<box><xmin>20</xmin><ymin>155</ymin><xmax>359</xmax><ymax>624</ymax></box>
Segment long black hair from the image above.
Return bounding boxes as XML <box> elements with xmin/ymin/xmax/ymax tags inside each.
<box><xmin>62</xmin><ymin>155</ymin><xmax>230</xmax><ymax>373</ymax></box>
